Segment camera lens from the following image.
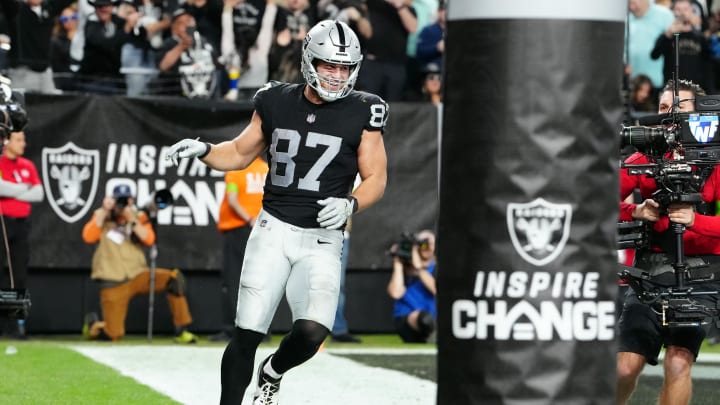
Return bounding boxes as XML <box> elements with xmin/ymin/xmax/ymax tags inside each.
<box><xmin>116</xmin><ymin>197</ymin><xmax>128</xmax><ymax>209</ymax></box>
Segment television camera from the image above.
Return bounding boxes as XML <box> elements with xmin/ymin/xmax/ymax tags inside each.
<box><xmin>388</xmin><ymin>232</ymin><xmax>430</xmax><ymax>265</ymax></box>
<box><xmin>618</xmin><ymin>92</ymin><xmax>720</xmax><ymax>328</ymax></box>
<box><xmin>0</xmin><ymin>74</ymin><xmax>30</xmax><ymax>320</ymax></box>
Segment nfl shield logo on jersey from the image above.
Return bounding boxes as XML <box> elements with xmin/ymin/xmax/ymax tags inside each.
<box><xmin>506</xmin><ymin>198</ymin><xmax>572</xmax><ymax>267</ymax></box>
<box><xmin>306</xmin><ymin>113</ymin><xmax>316</xmax><ymax>124</ymax></box>
<box><xmin>41</xmin><ymin>142</ymin><xmax>100</xmax><ymax>223</ymax></box>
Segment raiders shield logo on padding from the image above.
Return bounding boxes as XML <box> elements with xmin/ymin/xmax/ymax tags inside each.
<box><xmin>506</xmin><ymin>198</ymin><xmax>573</xmax><ymax>267</ymax></box>
<box><xmin>41</xmin><ymin>142</ymin><xmax>100</xmax><ymax>223</ymax></box>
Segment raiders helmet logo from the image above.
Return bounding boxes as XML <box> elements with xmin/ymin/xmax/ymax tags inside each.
<box><xmin>506</xmin><ymin>198</ymin><xmax>572</xmax><ymax>267</ymax></box>
<box><xmin>42</xmin><ymin>142</ymin><xmax>100</xmax><ymax>223</ymax></box>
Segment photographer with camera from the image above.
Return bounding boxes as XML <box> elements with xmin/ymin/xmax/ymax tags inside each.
<box><xmin>617</xmin><ymin>78</ymin><xmax>720</xmax><ymax>405</ymax></box>
<box><xmin>386</xmin><ymin>229</ymin><xmax>436</xmax><ymax>343</ymax></box>
<box><xmin>81</xmin><ymin>184</ymin><xmax>198</xmax><ymax>343</ymax></box>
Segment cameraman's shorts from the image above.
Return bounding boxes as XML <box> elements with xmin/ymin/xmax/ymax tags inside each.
<box><xmin>618</xmin><ymin>291</ymin><xmax>709</xmax><ymax>365</ymax></box>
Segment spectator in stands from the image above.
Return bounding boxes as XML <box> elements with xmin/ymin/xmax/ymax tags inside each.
<box><xmin>651</xmin><ymin>0</ymin><xmax>710</xmax><ymax>91</ymax></box>
<box><xmin>79</xmin><ymin>0</ymin><xmax>138</xmax><ymax>94</ymax></box>
<box><xmin>219</xmin><ymin>0</ymin><xmax>266</xmax><ymax>100</ymax></box>
<box><xmin>404</xmin><ymin>0</ymin><xmax>436</xmax><ymax>101</ymax></box>
<box><xmin>210</xmin><ymin>157</ymin><xmax>267</xmax><ymax>342</ymax></box>
<box><xmin>709</xmin><ymin>0</ymin><xmax>720</xmax><ymax>92</ymax></box>
<box><xmin>386</xmin><ymin>229</ymin><xmax>436</xmax><ymax>343</ymax></box>
<box><xmin>81</xmin><ymin>184</ymin><xmax>198</xmax><ymax>343</ymax></box>
<box><xmin>316</xmin><ymin>0</ymin><xmax>372</xmax><ymax>40</ymax></box>
<box><xmin>68</xmin><ymin>0</ymin><xmax>96</xmax><ymax>74</ymax></box>
<box><xmin>157</xmin><ymin>8</ymin><xmax>219</xmax><ymax>98</ymax></box>
<box><xmin>50</xmin><ymin>3</ymin><xmax>80</xmax><ymax>92</ymax></box>
<box><xmin>629</xmin><ymin>73</ymin><xmax>656</xmax><ymax>113</ymax></box>
<box><xmin>627</xmin><ymin>0</ymin><xmax>674</xmax><ymax>89</ymax></box>
<box><xmin>268</xmin><ymin>0</ymin><xmax>312</xmax><ymax>84</ymax></box>
<box><xmin>2</xmin><ymin>0</ymin><xmax>75</xmax><ymax>93</ymax></box>
<box><xmin>118</xmin><ymin>0</ymin><xmax>170</xmax><ymax>96</ymax></box>
<box><xmin>414</xmin><ymin>0</ymin><xmax>442</xmax><ymax>70</ymax></box>
<box><xmin>358</xmin><ymin>0</ymin><xmax>417</xmax><ymax>101</ymax></box>
<box><xmin>0</xmin><ymin>10</ymin><xmax>10</xmax><ymax>72</ymax></box>
<box><xmin>228</xmin><ymin>0</ymin><xmax>289</xmax><ymax>98</ymax></box>
<box><xmin>419</xmin><ymin>62</ymin><xmax>441</xmax><ymax>104</ymax></box>
<box><xmin>185</xmin><ymin>0</ymin><xmax>223</xmax><ymax>52</ymax></box>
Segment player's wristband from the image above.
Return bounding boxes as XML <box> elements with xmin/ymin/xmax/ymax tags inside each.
<box><xmin>198</xmin><ymin>142</ymin><xmax>212</xmax><ymax>159</ymax></box>
<box><xmin>347</xmin><ymin>196</ymin><xmax>359</xmax><ymax>214</ymax></box>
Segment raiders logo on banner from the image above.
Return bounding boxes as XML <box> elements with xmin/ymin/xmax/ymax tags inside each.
<box><xmin>41</xmin><ymin>142</ymin><xmax>100</xmax><ymax>223</ymax></box>
<box><xmin>506</xmin><ymin>198</ymin><xmax>572</xmax><ymax>267</ymax></box>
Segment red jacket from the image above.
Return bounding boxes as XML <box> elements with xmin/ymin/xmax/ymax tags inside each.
<box><xmin>620</xmin><ymin>152</ymin><xmax>720</xmax><ymax>255</ymax></box>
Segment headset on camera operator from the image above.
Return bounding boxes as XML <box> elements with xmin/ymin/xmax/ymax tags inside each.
<box><xmin>617</xmin><ymin>79</ymin><xmax>720</xmax><ymax>405</ymax></box>
<box><xmin>386</xmin><ymin>229</ymin><xmax>436</xmax><ymax>343</ymax></box>
<box><xmin>81</xmin><ymin>184</ymin><xmax>198</xmax><ymax>343</ymax></box>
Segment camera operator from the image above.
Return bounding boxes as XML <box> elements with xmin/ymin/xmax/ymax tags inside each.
<box><xmin>386</xmin><ymin>229</ymin><xmax>436</xmax><ymax>343</ymax></box>
<box><xmin>617</xmin><ymin>78</ymin><xmax>719</xmax><ymax>405</ymax></box>
<box><xmin>81</xmin><ymin>184</ymin><xmax>198</xmax><ymax>343</ymax></box>
<box><xmin>0</xmin><ymin>100</ymin><xmax>41</xmax><ymax>339</ymax></box>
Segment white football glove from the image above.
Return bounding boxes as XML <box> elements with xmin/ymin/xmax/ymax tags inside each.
<box><xmin>317</xmin><ymin>197</ymin><xmax>356</xmax><ymax>230</ymax></box>
<box><xmin>166</xmin><ymin>138</ymin><xmax>210</xmax><ymax>166</ymax></box>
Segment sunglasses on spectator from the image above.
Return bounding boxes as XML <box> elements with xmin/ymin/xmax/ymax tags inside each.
<box><xmin>426</xmin><ymin>73</ymin><xmax>441</xmax><ymax>81</ymax></box>
<box><xmin>60</xmin><ymin>13</ymin><xmax>78</xmax><ymax>23</ymax></box>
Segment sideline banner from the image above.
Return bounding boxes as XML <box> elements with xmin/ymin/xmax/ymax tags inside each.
<box><xmin>23</xmin><ymin>95</ymin><xmax>437</xmax><ymax>270</ymax></box>
<box><xmin>437</xmin><ymin>1</ymin><xmax>625</xmax><ymax>403</ymax></box>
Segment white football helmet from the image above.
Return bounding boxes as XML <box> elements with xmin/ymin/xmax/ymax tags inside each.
<box><xmin>301</xmin><ymin>20</ymin><xmax>363</xmax><ymax>102</ymax></box>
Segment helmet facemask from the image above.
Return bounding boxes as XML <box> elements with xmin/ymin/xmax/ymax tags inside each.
<box><xmin>301</xmin><ymin>20</ymin><xmax>363</xmax><ymax>102</ymax></box>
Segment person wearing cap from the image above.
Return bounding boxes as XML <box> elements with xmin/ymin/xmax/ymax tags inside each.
<box><xmin>419</xmin><ymin>62</ymin><xmax>441</xmax><ymax>105</ymax></box>
<box><xmin>0</xmin><ymin>126</ymin><xmax>43</xmax><ymax>339</ymax></box>
<box><xmin>81</xmin><ymin>183</ymin><xmax>198</xmax><ymax>343</ymax></box>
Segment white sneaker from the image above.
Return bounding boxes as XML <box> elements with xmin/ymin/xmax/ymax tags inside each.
<box><xmin>253</xmin><ymin>355</ymin><xmax>282</xmax><ymax>405</ymax></box>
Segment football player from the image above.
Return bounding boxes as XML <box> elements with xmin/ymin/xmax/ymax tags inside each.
<box><xmin>166</xmin><ymin>20</ymin><xmax>388</xmax><ymax>405</ymax></box>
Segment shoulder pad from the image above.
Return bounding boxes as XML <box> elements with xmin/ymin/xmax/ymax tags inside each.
<box><xmin>255</xmin><ymin>81</ymin><xmax>284</xmax><ymax>95</ymax></box>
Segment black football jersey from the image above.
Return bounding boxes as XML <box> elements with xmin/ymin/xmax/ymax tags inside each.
<box><xmin>253</xmin><ymin>82</ymin><xmax>388</xmax><ymax>228</ymax></box>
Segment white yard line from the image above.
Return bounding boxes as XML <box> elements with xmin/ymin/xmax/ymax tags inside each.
<box><xmin>69</xmin><ymin>345</ymin><xmax>436</xmax><ymax>405</ymax></box>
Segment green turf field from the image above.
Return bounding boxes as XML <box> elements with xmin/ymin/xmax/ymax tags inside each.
<box><xmin>2</xmin><ymin>335</ymin><xmax>719</xmax><ymax>404</ymax></box>
<box><xmin>0</xmin><ymin>342</ymin><xmax>178</xmax><ymax>404</ymax></box>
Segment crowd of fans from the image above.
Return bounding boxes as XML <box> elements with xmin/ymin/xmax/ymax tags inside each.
<box><xmin>0</xmin><ymin>0</ymin><xmax>446</xmax><ymax>102</ymax></box>
<box><xmin>627</xmin><ymin>0</ymin><xmax>720</xmax><ymax>118</ymax></box>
